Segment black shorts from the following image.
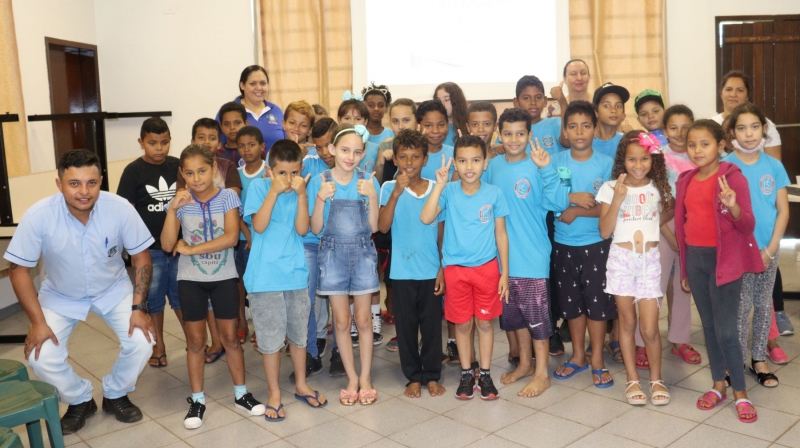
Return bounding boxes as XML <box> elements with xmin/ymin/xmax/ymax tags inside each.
<box><xmin>178</xmin><ymin>278</ymin><xmax>240</xmax><ymax>322</ymax></box>
<box><xmin>552</xmin><ymin>239</ymin><xmax>617</xmax><ymax>321</ymax></box>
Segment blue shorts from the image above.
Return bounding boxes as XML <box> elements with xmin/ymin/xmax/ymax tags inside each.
<box><xmin>234</xmin><ymin>240</ymin><xmax>250</xmax><ymax>279</ymax></box>
<box><xmin>147</xmin><ymin>249</ymin><xmax>179</xmax><ymax>314</ymax></box>
<box><xmin>317</xmin><ymin>237</ymin><xmax>380</xmax><ymax>296</ymax></box>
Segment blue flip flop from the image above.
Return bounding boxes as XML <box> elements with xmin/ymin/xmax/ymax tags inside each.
<box><xmin>294</xmin><ymin>390</ymin><xmax>328</xmax><ymax>408</ymax></box>
<box><xmin>264</xmin><ymin>404</ymin><xmax>285</xmax><ymax>422</ymax></box>
<box><xmin>554</xmin><ymin>362</ymin><xmax>589</xmax><ymax>379</ymax></box>
<box><xmin>204</xmin><ymin>348</ymin><xmax>225</xmax><ymax>364</ymax></box>
<box><xmin>592</xmin><ymin>368</ymin><xmax>614</xmax><ymax>388</ymax></box>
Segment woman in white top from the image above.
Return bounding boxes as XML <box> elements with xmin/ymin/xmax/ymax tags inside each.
<box><xmin>711</xmin><ymin>70</ymin><xmax>781</xmax><ymax>160</ymax></box>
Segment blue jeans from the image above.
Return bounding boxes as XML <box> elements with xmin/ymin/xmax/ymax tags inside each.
<box><xmin>305</xmin><ymin>243</ymin><xmax>319</xmax><ymax>358</ymax></box>
<box><xmin>147</xmin><ymin>249</ymin><xmax>179</xmax><ymax>314</ymax></box>
<box><xmin>28</xmin><ymin>295</ymin><xmax>154</xmax><ymax>404</ymax></box>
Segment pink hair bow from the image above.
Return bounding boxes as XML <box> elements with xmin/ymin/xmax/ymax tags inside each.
<box><xmin>634</xmin><ymin>132</ymin><xmax>662</xmax><ymax>154</ymax></box>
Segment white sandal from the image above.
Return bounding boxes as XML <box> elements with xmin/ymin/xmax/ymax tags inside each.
<box><xmin>626</xmin><ymin>381</ymin><xmax>646</xmax><ymax>406</ymax></box>
<box><xmin>649</xmin><ymin>379</ymin><xmax>670</xmax><ymax>406</ymax></box>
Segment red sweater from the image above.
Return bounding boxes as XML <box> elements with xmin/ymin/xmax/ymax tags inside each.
<box><xmin>675</xmin><ymin>162</ymin><xmax>764</xmax><ymax>286</ymax></box>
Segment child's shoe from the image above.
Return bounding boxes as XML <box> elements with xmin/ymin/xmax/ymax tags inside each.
<box><xmin>767</xmin><ymin>346</ymin><xmax>790</xmax><ymax>365</ymax></box>
<box><xmin>351</xmin><ymin>317</ymin><xmax>359</xmax><ymax>348</ymax></box>
<box><xmin>372</xmin><ymin>313</ymin><xmax>383</xmax><ymax>345</ymax></box>
<box><xmin>776</xmin><ymin>311</ymin><xmax>795</xmax><ymax>335</ymax></box>
<box><xmin>183</xmin><ymin>398</ymin><xmax>206</xmax><ymax>429</ymax></box>
<box><xmin>446</xmin><ymin>340</ymin><xmax>460</xmax><ymax>364</ymax></box>
<box><xmin>455</xmin><ymin>372</ymin><xmax>475</xmax><ymax>400</ymax></box>
<box><xmin>329</xmin><ymin>347</ymin><xmax>346</xmax><ymax>376</ymax></box>
<box><xmin>235</xmin><ymin>393</ymin><xmax>266</xmax><ymax>416</ymax></box>
<box><xmin>478</xmin><ymin>374</ymin><xmax>499</xmax><ymax>400</ymax></box>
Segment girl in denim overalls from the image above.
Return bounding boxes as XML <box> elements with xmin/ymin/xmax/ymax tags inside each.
<box><xmin>308</xmin><ymin>124</ymin><xmax>381</xmax><ymax>406</ymax></box>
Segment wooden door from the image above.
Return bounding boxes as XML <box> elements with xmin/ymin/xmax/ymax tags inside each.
<box><xmin>716</xmin><ymin>15</ymin><xmax>800</xmax><ymax>238</ymax></box>
<box><xmin>45</xmin><ymin>38</ymin><xmax>101</xmax><ymax>163</ymax></box>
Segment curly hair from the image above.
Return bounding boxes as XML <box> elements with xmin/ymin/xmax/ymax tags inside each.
<box><xmin>611</xmin><ymin>130</ymin><xmax>673</xmax><ymax>211</ymax></box>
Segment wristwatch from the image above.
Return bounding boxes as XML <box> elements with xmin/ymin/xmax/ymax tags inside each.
<box><xmin>131</xmin><ymin>302</ymin><xmax>149</xmax><ymax>313</ymax></box>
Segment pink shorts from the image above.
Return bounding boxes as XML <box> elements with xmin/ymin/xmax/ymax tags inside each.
<box><xmin>604</xmin><ymin>245</ymin><xmax>663</xmax><ymax>301</ymax></box>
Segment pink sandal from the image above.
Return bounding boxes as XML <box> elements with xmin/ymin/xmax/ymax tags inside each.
<box><xmin>735</xmin><ymin>398</ymin><xmax>758</xmax><ymax>423</ymax></box>
<box><xmin>358</xmin><ymin>389</ymin><xmax>378</xmax><ymax>406</ymax></box>
<box><xmin>671</xmin><ymin>344</ymin><xmax>701</xmax><ymax>364</ymax></box>
<box><xmin>339</xmin><ymin>390</ymin><xmax>358</xmax><ymax>406</ymax></box>
<box><xmin>696</xmin><ymin>389</ymin><xmax>726</xmax><ymax>410</ymax></box>
<box><xmin>635</xmin><ymin>348</ymin><xmax>649</xmax><ymax>369</ymax></box>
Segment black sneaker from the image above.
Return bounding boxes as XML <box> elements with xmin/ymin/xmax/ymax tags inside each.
<box><xmin>60</xmin><ymin>398</ymin><xmax>97</xmax><ymax>434</ymax></box>
<box><xmin>235</xmin><ymin>392</ymin><xmax>266</xmax><ymax>416</ymax></box>
<box><xmin>446</xmin><ymin>340</ymin><xmax>460</xmax><ymax>364</ymax></box>
<box><xmin>372</xmin><ymin>313</ymin><xmax>383</xmax><ymax>346</ymax></box>
<box><xmin>351</xmin><ymin>317</ymin><xmax>359</xmax><ymax>348</ymax></box>
<box><xmin>309</xmin><ymin>355</ymin><xmax>323</xmax><ymax>375</ymax></box>
<box><xmin>317</xmin><ymin>338</ymin><xmax>327</xmax><ymax>357</ymax></box>
<box><xmin>478</xmin><ymin>374</ymin><xmax>499</xmax><ymax>400</ymax></box>
<box><xmin>559</xmin><ymin>320</ymin><xmax>571</xmax><ymax>342</ymax></box>
<box><xmin>183</xmin><ymin>398</ymin><xmax>206</xmax><ymax>429</ymax></box>
<box><xmin>549</xmin><ymin>332</ymin><xmax>565</xmax><ymax>356</ymax></box>
<box><xmin>455</xmin><ymin>372</ymin><xmax>475</xmax><ymax>400</ymax></box>
<box><xmin>102</xmin><ymin>395</ymin><xmax>142</xmax><ymax>423</ymax></box>
<box><xmin>329</xmin><ymin>347</ymin><xmax>346</xmax><ymax>376</ymax></box>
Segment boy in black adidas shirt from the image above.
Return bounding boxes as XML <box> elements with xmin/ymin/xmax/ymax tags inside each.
<box><xmin>117</xmin><ymin>117</ymin><xmax>184</xmax><ymax>367</ymax></box>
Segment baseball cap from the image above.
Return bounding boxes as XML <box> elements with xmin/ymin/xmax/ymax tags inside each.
<box><xmin>634</xmin><ymin>89</ymin><xmax>665</xmax><ymax>112</ymax></box>
<box><xmin>592</xmin><ymin>83</ymin><xmax>630</xmax><ymax>107</ymax></box>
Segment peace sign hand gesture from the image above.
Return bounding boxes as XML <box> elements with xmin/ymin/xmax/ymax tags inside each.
<box><xmin>436</xmin><ymin>154</ymin><xmax>453</xmax><ymax>185</ymax></box>
<box><xmin>529</xmin><ymin>138</ymin><xmax>550</xmax><ymax>168</ymax></box>
<box><xmin>718</xmin><ymin>175</ymin><xmax>737</xmax><ymax>210</ymax></box>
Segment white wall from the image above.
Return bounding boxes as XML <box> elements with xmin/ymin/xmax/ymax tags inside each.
<box><xmin>13</xmin><ymin>0</ymin><xmax>98</xmax><ymax>174</ymax></box>
<box><xmin>666</xmin><ymin>0</ymin><xmax>800</xmax><ymax>119</ymax></box>
<box><xmin>94</xmin><ymin>0</ymin><xmax>255</xmax><ymax>162</ymax></box>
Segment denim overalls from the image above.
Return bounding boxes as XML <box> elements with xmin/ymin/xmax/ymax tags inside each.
<box><xmin>316</xmin><ymin>169</ymin><xmax>379</xmax><ymax>296</ymax></box>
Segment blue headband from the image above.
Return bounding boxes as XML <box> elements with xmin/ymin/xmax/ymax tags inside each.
<box><xmin>334</xmin><ymin>124</ymin><xmax>369</xmax><ymax>144</ymax></box>
<box><xmin>342</xmin><ymin>90</ymin><xmax>364</xmax><ymax>101</ymax></box>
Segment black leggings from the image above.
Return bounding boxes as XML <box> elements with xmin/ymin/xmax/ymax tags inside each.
<box><xmin>773</xmin><ymin>267</ymin><xmax>784</xmax><ymax>312</ymax></box>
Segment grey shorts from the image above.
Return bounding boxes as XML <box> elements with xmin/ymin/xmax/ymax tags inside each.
<box><xmin>249</xmin><ymin>289</ymin><xmax>310</xmax><ymax>355</ymax></box>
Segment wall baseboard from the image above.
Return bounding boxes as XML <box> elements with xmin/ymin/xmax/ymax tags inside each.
<box><xmin>0</xmin><ymin>302</ymin><xmax>22</xmax><ymax>321</ymax></box>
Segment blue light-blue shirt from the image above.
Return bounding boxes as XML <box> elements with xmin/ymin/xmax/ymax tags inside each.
<box><xmin>437</xmin><ymin>181</ymin><xmax>510</xmax><ymax>267</ymax></box>
<box><xmin>551</xmin><ymin>149</ymin><xmax>613</xmax><ymax>246</ymax></box>
<box><xmin>301</xmin><ymin>154</ymin><xmax>332</xmax><ymax>246</ymax></box>
<box><xmin>216</xmin><ymin>98</ymin><xmax>285</xmax><ymax>152</ymax></box>
<box><xmin>444</xmin><ymin>123</ymin><xmax>457</xmax><ymax>146</ymax></box>
<box><xmin>485</xmin><ymin>156</ymin><xmax>568</xmax><ymax>278</ymax></box>
<box><xmin>421</xmin><ymin>145</ymin><xmax>455</xmax><ymax>181</ymax></box>
<box><xmin>593</xmin><ymin>133</ymin><xmax>623</xmax><ymax>159</ymax></box>
<box><xmin>238</xmin><ymin>162</ymin><xmax>266</xmax><ymax>240</ymax></box>
<box><xmin>358</xmin><ymin>141</ymin><xmax>381</xmax><ymax>175</ymax></box>
<box><xmin>495</xmin><ymin>117</ymin><xmax>565</xmax><ymax>156</ymax></box>
<box><xmin>243</xmin><ymin>178</ymin><xmax>308</xmax><ymax>292</ymax></box>
<box><xmin>725</xmin><ymin>152</ymin><xmax>791</xmax><ymax>250</ymax></box>
<box><xmin>380</xmin><ymin>180</ymin><xmax>441</xmax><ymax>280</ymax></box>
<box><xmin>4</xmin><ymin>192</ymin><xmax>154</xmax><ymax>320</ymax></box>
<box><xmin>307</xmin><ymin>169</ymin><xmax>381</xmax><ymax>236</ymax></box>
<box><xmin>367</xmin><ymin>127</ymin><xmax>394</xmax><ymax>146</ymax></box>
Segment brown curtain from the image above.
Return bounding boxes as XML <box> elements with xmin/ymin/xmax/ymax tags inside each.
<box><xmin>259</xmin><ymin>0</ymin><xmax>352</xmax><ymax>114</ymax></box>
<box><xmin>0</xmin><ymin>1</ymin><xmax>30</xmax><ymax>177</ymax></box>
<box><xmin>569</xmin><ymin>0</ymin><xmax>668</xmax><ymax>114</ymax></box>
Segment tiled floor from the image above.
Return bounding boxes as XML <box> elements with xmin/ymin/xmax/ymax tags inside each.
<box><xmin>0</xmin><ymin>244</ymin><xmax>799</xmax><ymax>448</ymax></box>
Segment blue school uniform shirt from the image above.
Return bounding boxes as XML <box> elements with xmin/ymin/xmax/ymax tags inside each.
<box><xmin>485</xmin><ymin>156</ymin><xmax>569</xmax><ymax>279</ymax></box>
<box><xmin>551</xmin><ymin>150</ymin><xmax>613</xmax><ymax>246</ymax></box>
<box><xmin>238</xmin><ymin>162</ymin><xmax>266</xmax><ymax>240</ymax></box>
<box><xmin>243</xmin><ymin>178</ymin><xmax>308</xmax><ymax>292</ymax></box>
<box><xmin>437</xmin><ymin>181</ymin><xmax>510</xmax><ymax>267</ymax></box>
<box><xmin>216</xmin><ymin>98</ymin><xmax>285</xmax><ymax>152</ymax></box>
<box><xmin>421</xmin><ymin>145</ymin><xmax>455</xmax><ymax>181</ymax></box>
<box><xmin>380</xmin><ymin>180</ymin><xmax>441</xmax><ymax>280</ymax></box>
<box><xmin>359</xmin><ymin>141</ymin><xmax>380</xmax><ymax>175</ymax></box>
<box><xmin>307</xmin><ymin>169</ymin><xmax>381</xmax><ymax>236</ymax></box>
<box><xmin>301</xmin><ymin>154</ymin><xmax>332</xmax><ymax>246</ymax></box>
<box><xmin>444</xmin><ymin>123</ymin><xmax>458</xmax><ymax>146</ymax></box>
<box><xmin>593</xmin><ymin>133</ymin><xmax>623</xmax><ymax>159</ymax></box>
<box><xmin>495</xmin><ymin>117</ymin><xmax>565</xmax><ymax>156</ymax></box>
<box><xmin>367</xmin><ymin>127</ymin><xmax>394</xmax><ymax>146</ymax></box>
<box><xmin>725</xmin><ymin>152</ymin><xmax>791</xmax><ymax>249</ymax></box>
<box><xmin>4</xmin><ymin>192</ymin><xmax>154</xmax><ymax>320</ymax></box>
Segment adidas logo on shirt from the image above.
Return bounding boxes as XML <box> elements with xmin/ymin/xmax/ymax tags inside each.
<box><xmin>146</xmin><ymin>176</ymin><xmax>176</xmax><ymax>212</ymax></box>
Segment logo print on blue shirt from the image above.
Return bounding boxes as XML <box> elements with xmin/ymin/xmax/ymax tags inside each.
<box><xmin>267</xmin><ymin>114</ymin><xmax>277</xmax><ymax>125</ymax></box>
<box><xmin>593</xmin><ymin>179</ymin><xmax>604</xmax><ymax>191</ymax></box>
<box><xmin>514</xmin><ymin>179</ymin><xmax>531</xmax><ymax>198</ymax></box>
<box><xmin>542</xmin><ymin>136</ymin><xmax>555</xmax><ymax>148</ymax></box>
<box><xmin>760</xmin><ymin>174</ymin><xmax>775</xmax><ymax>194</ymax></box>
<box><xmin>478</xmin><ymin>205</ymin><xmax>493</xmax><ymax>223</ymax></box>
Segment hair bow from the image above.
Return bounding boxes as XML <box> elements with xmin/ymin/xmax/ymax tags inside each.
<box><xmin>342</xmin><ymin>90</ymin><xmax>364</xmax><ymax>101</ymax></box>
<box><xmin>634</xmin><ymin>132</ymin><xmax>662</xmax><ymax>154</ymax></box>
<box><xmin>353</xmin><ymin>124</ymin><xmax>370</xmax><ymax>143</ymax></box>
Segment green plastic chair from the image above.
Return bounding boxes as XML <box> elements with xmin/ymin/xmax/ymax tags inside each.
<box><xmin>0</xmin><ymin>427</ymin><xmax>22</xmax><ymax>448</ymax></box>
<box><xmin>0</xmin><ymin>361</ymin><xmax>28</xmax><ymax>384</ymax></box>
<box><xmin>0</xmin><ymin>380</ymin><xmax>63</xmax><ymax>448</ymax></box>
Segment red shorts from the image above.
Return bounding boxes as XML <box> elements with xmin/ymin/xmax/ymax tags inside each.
<box><xmin>443</xmin><ymin>259</ymin><xmax>502</xmax><ymax>324</ymax></box>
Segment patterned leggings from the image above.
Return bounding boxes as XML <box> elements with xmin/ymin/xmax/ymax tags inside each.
<box><xmin>738</xmin><ymin>258</ymin><xmax>778</xmax><ymax>363</ymax></box>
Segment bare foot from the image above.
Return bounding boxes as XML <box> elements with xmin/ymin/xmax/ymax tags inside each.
<box><xmin>500</xmin><ymin>364</ymin><xmax>535</xmax><ymax>384</ymax></box>
<box><xmin>404</xmin><ymin>382</ymin><xmax>422</xmax><ymax>398</ymax></box>
<box><xmin>592</xmin><ymin>368</ymin><xmax>613</xmax><ymax>386</ymax></box>
<box><xmin>265</xmin><ymin>395</ymin><xmax>284</xmax><ymax>420</ymax></box>
<box><xmin>427</xmin><ymin>381</ymin><xmax>446</xmax><ymax>397</ymax></box>
<box><xmin>518</xmin><ymin>375</ymin><xmax>550</xmax><ymax>397</ymax></box>
<box><xmin>555</xmin><ymin>357</ymin><xmax>586</xmax><ymax>377</ymax></box>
